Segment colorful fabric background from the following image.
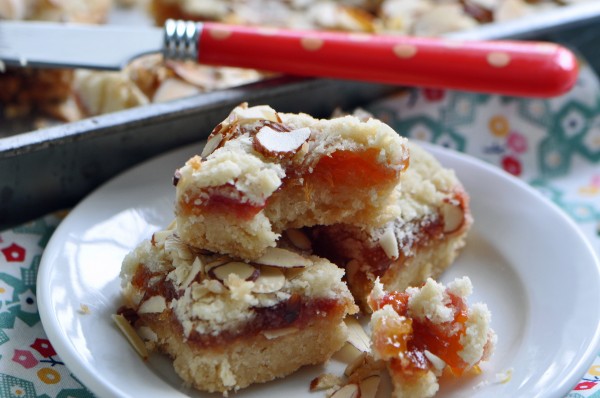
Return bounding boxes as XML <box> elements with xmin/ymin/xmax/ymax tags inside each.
<box><xmin>1</xmin><ymin>63</ymin><xmax>599</xmax><ymax>397</ymax></box>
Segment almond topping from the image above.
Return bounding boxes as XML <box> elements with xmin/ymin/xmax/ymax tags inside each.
<box><xmin>204</xmin><ymin>257</ymin><xmax>230</xmax><ymax>273</ymax></box>
<box><xmin>379</xmin><ymin>225</ymin><xmax>399</xmax><ymax>260</ymax></box>
<box><xmin>151</xmin><ymin>229</ymin><xmax>171</xmax><ymax>247</ymax></box>
<box><xmin>345</xmin><ymin>317</ymin><xmax>371</xmax><ymax>353</ymax></box>
<box><xmin>166</xmin><ymin>60</ymin><xmax>214</xmax><ymax>87</ymax></box>
<box><xmin>252</xmin><ymin>266</ymin><xmax>286</xmax><ymax>293</ymax></box>
<box><xmin>209</xmin><ymin>261</ymin><xmax>259</xmax><ymax>282</ymax></box>
<box><xmin>261</xmin><ymin>327</ymin><xmax>299</xmax><ymax>340</ymax></box>
<box><xmin>182</xmin><ymin>257</ymin><xmax>203</xmax><ymax>288</ymax></box>
<box><xmin>138</xmin><ymin>296</ymin><xmax>167</xmax><ymax>314</ymax></box>
<box><xmin>112</xmin><ymin>314</ymin><xmax>148</xmax><ymax>360</ymax></box>
<box><xmin>152</xmin><ymin>77</ymin><xmax>200</xmax><ymax>103</ymax></box>
<box><xmin>310</xmin><ymin>373</ymin><xmax>344</xmax><ymax>392</ymax></box>
<box><xmin>330</xmin><ymin>383</ymin><xmax>360</xmax><ymax>398</ymax></box>
<box><xmin>358</xmin><ymin>374</ymin><xmax>381</xmax><ymax>398</ymax></box>
<box><xmin>255</xmin><ymin>126</ymin><xmax>311</xmax><ymax>155</ymax></box>
<box><xmin>232</xmin><ymin>104</ymin><xmax>279</xmax><ymax>123</ymax></box>
<box><xmin>164</xmin><ymin>236</ymin><xmax>193</xmax><ymax>260</ymax></box>
<box><xmin>344</xmin><ymin>352</ymin><xmax>367</xmax><ymax>377</ymax></box>
<box><xmin>285</xmin><ymin>229</ymin><xmax>312</xmax><ymax>251</ymax></box>
<box><xmin>334</xmin><ymin>342</ymin><xmax>365</xmax><ymax>365</ymax></box>
<box><xmin>137</xmin><ymin>326</ymin><xmax>158</xmax><ymax>343</ymax></box>
<box><xmin>254</xmin><ymin>247</ymin><xmax>312</xmax><ymax>268</ymax></box>
<box><xmin>201</xmin><ymin>132</ymin><xmax>223</xmax><ymax>158</ymax></box>
<box><xmin>285</xmin><ymin>267</ymin><xmax>305</xmax><ymax>280</ymax></box>
<box><xmin>441</xmin><ymin>201</ymin><xmax>465</xmax><ymax>233</ymax></box>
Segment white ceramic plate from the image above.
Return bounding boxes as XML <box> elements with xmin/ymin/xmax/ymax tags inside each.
<box><xmin>38</xmin><ymin>142</ymin><xmax>600</xmax><ymax>398</ymax></box>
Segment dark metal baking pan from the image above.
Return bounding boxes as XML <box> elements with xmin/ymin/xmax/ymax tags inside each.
<box><xmin>2</xmin><ymin>2</ymin><xmax>600</xmax><ymax>229</ymax></box>
<box><xmin>0</xmin><ymin>77</ymin><xmax>399</xmax><ymax>228</ymax></box>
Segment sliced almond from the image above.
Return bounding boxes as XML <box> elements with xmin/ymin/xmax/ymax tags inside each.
<box><xmin>112</xmin><ymin>314</ymin><xmax>148</xmax><ymax>360</ymax></box>
<box><xmin>378</xmin><ymin>225</ymin><xmax>399</xmax><ymax>260</ymax></box>
<box><xmin>138</xmin><ymin>296</ymin><xmax>167</xmax><ymax>314</ymax></box>
<box><xmin>254</xmin><ymin>247</ymin><xmax>312</xmax><ymax>268</ymax></box>
<box><xmin>441</xmin><ymin>202</ymin><xmax>465</xmax><ymax>233</ymax></box>
<box><xmin>182</xmin><ymin>257</ymin><xmax>204</xmax><ymax>288</ymax></box>
<box><xmin>201</xmin><ymin>132</ymin><xmax>223</xmax><ymax>158</ymax></box>
<box><xmin>358</xmin><ymin>374</ymin><xmax>381</xmax><ymax>398</ymax></box>
<box><xmin>152</xmin><ymin>77</ymin><xmax>200</xmax><ymax>103</ymax></box>
<box><xmin>334</xmin><ymin>342</ymin><xmax>365</xmax><ymax>364</ymax></box>
<box><xmin>164</xmin><ymin>236</ymin><xmax>193</xmax><ymax>260</ymax></box>
<box><xmin>344</xmin><ymin>351</ymin><xmax>368</xmax><ymax>377</ymax></box>
<box><xmin>209</xmin><ymin>261</ymin><xmax>259</xmax><ymax>282</ymax></box>
<box><xmin>232</xmin><ymin>104</ymin><xmax>279</xmax><ymax>123</ymax></box>
<box><xmin>151</xmin><ymin>229</ymin><xmax>171</xmax><ymax>247</ymax></box>
<box><xmin>137</xmin><ymin>326</ymin><xmax>158</xmax><ymax>343</ymax></box>
<box><xmin>40</xmin><ymin>95</ymin><xmax>83</xmax><ymax>122</ymax></box>
<box><xmin>310</xmin><ymin>373</ymin><xmax>344</xmax><ymax>392</ymax></box>
<box><xmin>261</xmin><ymin>327</ymin><xmax>298</xmax><ymax>340</ymax></box>
<box><xmin>345</xmin><ymin>316</ymin><xmax>371</xmax><ymax>353</ymax></box>
<box><xmin>255</xmin><ymin>126</ymin><xmax>311</xmax><ymax>155</ymax></box>
<box><xmin>285</xmin><ymin>267</ymin><xmax>305</xmax><ymax>280</ymax></box>
<box><xmin>285</xmin><ymin>229</ymin><xmax>312</xmax><ymax>251</ymax></box>
<box><xmin>166</xmin><ymin>60</ymin><xmax>214</xmax><ymax>87</ymax></box>
<box><xmin>330</xmin><ymin>383</ymin><xmax>360</xmax><ymax>398</ymax></box>
<box><xmin>252</xmin><ymin>266</ymin><xmax>286</xmax><ymax>293</ymax></box>
<box><xmin>204</xmin><ymin>257</ymin><xmax>230</xmax><ymax>273</ymax></box>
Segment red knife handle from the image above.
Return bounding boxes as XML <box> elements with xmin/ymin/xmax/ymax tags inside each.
<box><xmin>196</xmin><ymin>22</ymin><xmax>577</xmax><ymax>98</ymax></box>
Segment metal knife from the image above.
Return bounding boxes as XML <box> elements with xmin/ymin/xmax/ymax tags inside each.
<box><xmin>0</xmin><ymin>19</ymin><xmax>578</xmax><ymax>97</ymax></box>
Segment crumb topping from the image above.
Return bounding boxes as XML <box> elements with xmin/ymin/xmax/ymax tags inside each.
<box><xmin>121</xmin><ymin>226</ymin><xmax>356</xmax><ymax>339</ymax></box>
<box><xmin>368</xmin><ymin>276</ymin><xmax>495</xmax><ymax>377</ymax></box>
<box><xmin>175</xmin><ymin>103</ymin><xmax>409</xmax><ymax>211</ymax></box>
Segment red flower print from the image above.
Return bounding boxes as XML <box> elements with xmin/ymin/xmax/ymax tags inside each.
<box><xmin>506</xmin><ymin>131</ymin><xmax>528</xmax><ymax>154</ymax></box>
<box><xmin>423</xmin><ymin>88</ymin><xmax>445</xmax><ymax>101</ymax></box>
<box><xmin>1</xmin><ymin>243</ymin><xmax>26</xmax><ymax>262</ymax></box>
<box><xmin>31</xmin><ymin>339</ymin><xmax>57</xmax><ymax>358</ymax></box>
<box><xmin>502</xmin><ymin>155</ymin><xmax>522</xmax><ymax>176</ymax></box>
<box><xmin>12</xmin><ymin>349</ymin><xmax>38</xmax><ymax>369</ymax></box>
<box><xmin>574</xmin><ymin>381</ymin><xmax>597</xmax><ymax>390</ymax></box>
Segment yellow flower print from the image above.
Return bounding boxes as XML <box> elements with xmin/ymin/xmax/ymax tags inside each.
<box><xmin>489</xmin><ymin>115</ymin><xmax>510</xmax><ymax>137</ymax></box>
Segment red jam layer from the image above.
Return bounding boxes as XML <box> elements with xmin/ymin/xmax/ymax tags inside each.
<box><xmin>372</xmin><ymin>290</ymin><xmax>469</xmax><ymax>376</ymax></box>
<box><xmin>127</xmin><ymin>265</ymin><xmax>346</xmax><ymax>349</ymax></box>
<box><xmin>185</xmin><ymin>295</ymin><xmax>344</xmax><ymax>348</ymax></box>
<box><xmin>310</xmin><ymin>148</ymin><xmax>401</xmax><ymax>189</ymax></box>
<box><xmin>180</xmin><ymin>148</ymin><xmax>400</xmax><ymax>222</ymax></box>
<box><xmin>179</xmin><ymin>183</ymin><xmax>265</xmax><ymax>221</ymax></box>
<box><xmin>312</xmin><ymin>215</ymin><xmax>445</xmax><ymax>281</ymax></box>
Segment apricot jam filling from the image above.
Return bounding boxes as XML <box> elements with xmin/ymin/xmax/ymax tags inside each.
<box><xmin>311</xmin><ymin>215</ymin><xmax>445</xmax><ymax>281</ymax></box>
<box><xmin>179</xmin><ymin>147</ymin><xmax>402</xmax><ymax>221</ymax></box>
<box><xmin>370</xmin><ymin>290</ymin><xmax>470</xmax><ymax>376</ymax></box>
<box><xmin>179</xmin><ymin>183</ymin><xmax>265</xmax><ymax>220</ymax></box>
<box><xmin>186</xmin><ymin>296</ymin><xmax>344</xmax><ymax>348</ymax></box>
<box><xmin>126</xmin><ymin>265</ymin><xmax>346</xmax><ymax>349</ymax></box>
<box><xmin>309</xmin><ymin>148</ymin><xmax>403</xmax><ymax>189</ymax></box>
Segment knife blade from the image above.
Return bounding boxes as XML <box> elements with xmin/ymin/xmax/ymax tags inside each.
<box><xmin>0</xmin><ymin>19</ymin><xmax>578</xmax><ymax>98</ymax></box>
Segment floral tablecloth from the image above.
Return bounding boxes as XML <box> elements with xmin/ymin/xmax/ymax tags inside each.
<box><xmin>1</xmin><ymin>63</ymin><xmax>600</xmax><ymax>397</ymax></box>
